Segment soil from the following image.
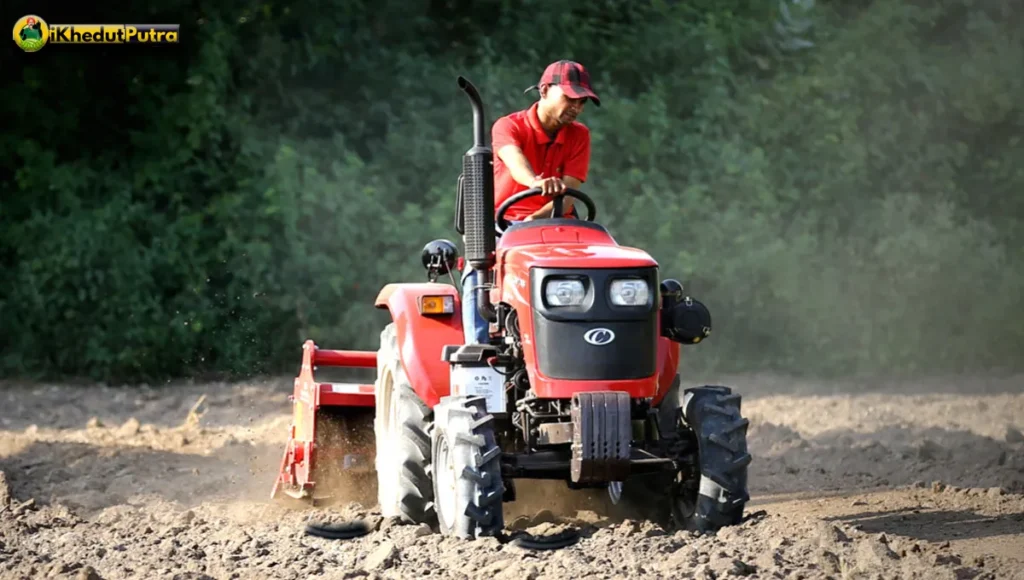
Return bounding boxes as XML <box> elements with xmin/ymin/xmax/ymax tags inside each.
<box><xmin>2</xmin><ymin>371</ymin><xmax>1023</xmax><ymax>579</ymax></box>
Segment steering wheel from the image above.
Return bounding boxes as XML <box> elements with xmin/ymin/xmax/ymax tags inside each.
<box><xmin>494</xmin><ymin>187</ymin><xmax>597</xmax><ymax>235</ymax></box>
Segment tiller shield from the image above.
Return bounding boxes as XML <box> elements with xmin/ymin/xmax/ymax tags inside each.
<box><xmin>271</xmin><ymin>339</ymin><xmax>377</xmax><ymax>503</ymax></box>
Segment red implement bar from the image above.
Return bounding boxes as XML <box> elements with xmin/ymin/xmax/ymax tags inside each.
<box><xmin>313</xmin><ymin>348</ymin><xmax>376</xmax><ymax>368</ymax></box>
<box><xmin>271</xmin><ymin>340</ymin><xmax>378</xmax><ymax>501</ymax></box>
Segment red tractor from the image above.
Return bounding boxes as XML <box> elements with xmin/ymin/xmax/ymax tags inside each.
<box><xmin>272</xmin><ymin>76</ymin><xmax>751</xmax><ymax>539</ymax></box>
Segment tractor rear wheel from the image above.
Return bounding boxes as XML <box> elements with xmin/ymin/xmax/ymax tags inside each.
<box><xmin>431</xmin><ymin>395</ymin><xmax>505</xmax><ymax>539</ymax></box>
<box><xmin>665</xmin><ymin>385</ymin><xmax>751</xmax><ymax>532</ymax></box>
<box><xmin>374</xmin><ymin>323</ymin><xmax>435</xmax><ymax>525</ymax></box>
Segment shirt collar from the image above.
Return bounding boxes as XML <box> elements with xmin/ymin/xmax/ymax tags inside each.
<box><xmin>527</xmin><ymin>102</ymin><xmax>566</xmax><ymax>145</ymax></box>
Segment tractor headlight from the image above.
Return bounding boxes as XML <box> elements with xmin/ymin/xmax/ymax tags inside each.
<box><xmin>610</xmin><ymin>279</ymin><xmax>651</xmax><ymax>306</ymax></box>
<box><xmin>544</xmin><ymin>278</ymin><xmax>586</xmax><ymax>307</ymax></box>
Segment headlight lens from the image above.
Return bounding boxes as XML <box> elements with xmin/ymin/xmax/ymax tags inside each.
<box><xmin>544</xmin><ymin>278</ymin><xmax>586</xmax><ymax>306</ymax></box>
<box><xmin>610</xmin><ymin>279</ymin><xmax>650</xmax><ymax>306</ymax></box>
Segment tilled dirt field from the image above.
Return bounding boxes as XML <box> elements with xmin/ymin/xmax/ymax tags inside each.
<box><xmin>1</xmin><ymin>372</ymin><xmax>1023</xmax><ymax>579</ymax></box>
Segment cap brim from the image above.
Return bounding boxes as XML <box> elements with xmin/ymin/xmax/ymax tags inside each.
<box><xmin>562</xmin><ymin>83</ymin><xmax>601</xmax><ymax>107</ymax></box>
<box><xmin>525</xmin><ymin>83</ymin><xmax>601</xmax><ymax>106</ymax></box>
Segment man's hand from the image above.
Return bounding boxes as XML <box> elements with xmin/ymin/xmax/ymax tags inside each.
<box><xmin>530</xmin><ymin>176</ymin><xmax>567</xmax><ymax>196</ymax></box>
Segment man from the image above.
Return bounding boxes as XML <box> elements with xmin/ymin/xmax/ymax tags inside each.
<box><xmin>462</xmin><ymin>60</ymin><xmax>601</xmax><ymax>344</ymax></box>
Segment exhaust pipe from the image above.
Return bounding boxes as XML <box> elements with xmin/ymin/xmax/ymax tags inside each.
<box><xmin>457</xmin><ymin>76</ymin><xmax>497</xmax><ymax>324</ymax></box>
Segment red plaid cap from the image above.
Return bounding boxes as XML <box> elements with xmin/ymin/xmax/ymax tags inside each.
<box><xmin>525</xmin><ymin>60</ymin><xmax>601</xmax><ymax>106</ymax></box>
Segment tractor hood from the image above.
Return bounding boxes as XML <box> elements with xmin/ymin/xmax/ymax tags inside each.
<box><xmin>501</xmin><ymin>243</ymin><xmax>658</xmax><ymax>271</ymax></box>
<box><xmin>496</xmin><ymin>220</ymin><xmax>658</xmax><ymax>271</ymax></box>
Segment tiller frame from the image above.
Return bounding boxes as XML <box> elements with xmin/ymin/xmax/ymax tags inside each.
<box><xmin>270</xmin><ymin>339</ymin><xmax>377</xmax><ymax>502</ymax></box>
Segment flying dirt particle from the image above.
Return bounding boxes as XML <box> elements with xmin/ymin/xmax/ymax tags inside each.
<box><xmin>932</xmin><ymin>481</ymin><xmax>946</xmax><ymax>493</ymax></box>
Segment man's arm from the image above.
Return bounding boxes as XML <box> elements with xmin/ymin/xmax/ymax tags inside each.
<box><xmin>527</xmin><ymin>175</ymin><xmax>580</xmax><ymax>220</ymax></box>
<box><xmin>496</xmin><ymin>144</ymin><xmax>567</xmax><ymax>194</ymax></box>
<box><xmin>496</xmin><ymin>144</ymin><xmax>541</xmax><ymax>188</ymax></box>
<box><xmin>497</xmin><ymin>144</ymin><xmax>572</xmax><ymax>220</ymax></box>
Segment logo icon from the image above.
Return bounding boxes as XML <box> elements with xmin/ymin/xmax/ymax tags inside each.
<box><xmin>583</xmin><ymin>328</ymin><xmax>615</xmax><ymax>346</ymax></box>
<box><xmin>14</xmin><ymin>15</ymin><xmax>48</xmax><ymax>52</ymax></box>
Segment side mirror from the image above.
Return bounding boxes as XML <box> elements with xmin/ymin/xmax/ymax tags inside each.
<box><xmin>422</xmin><ymin>239</ymin><xmax>460</xmax><ymax>282</ymax></box>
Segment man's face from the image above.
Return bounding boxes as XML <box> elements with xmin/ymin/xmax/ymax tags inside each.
<box><xmin>541</xmin><ymin>85</ymin><xmax>587</xmax><ymax>126</ymax></box>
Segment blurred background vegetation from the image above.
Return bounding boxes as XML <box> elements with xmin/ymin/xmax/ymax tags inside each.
<box><xmin>2</xmin><ymin>0</ymin><xmax>1022</xmax><ymax>384</ymax></box>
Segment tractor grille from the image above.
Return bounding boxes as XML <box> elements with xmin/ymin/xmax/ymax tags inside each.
<box><xmin>531</xmin><ymin>318</ymin><xmax>658</xmax><ymax>380</ymax></box>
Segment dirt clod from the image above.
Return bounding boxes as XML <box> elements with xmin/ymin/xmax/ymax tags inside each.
<box><xmin>363</xmin><ymin>541</ymin><xmax>398</xmax><ymax>570</ymax></box>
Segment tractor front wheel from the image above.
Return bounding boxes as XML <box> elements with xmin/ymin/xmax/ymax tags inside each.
<box><xmin>667</xmin><ymin>385</ymin><xmax>752</xmax><ymax>532</ymax></box>
<box><xmin>431</xmin><ymin>395</ymin><xmax>505</xmax><ymax>539</ymax></box>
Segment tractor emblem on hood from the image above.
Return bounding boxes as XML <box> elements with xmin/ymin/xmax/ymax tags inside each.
<box><xmin>583</xmin><ymin>328</ymin><xmax>615</xmax><ymax>346</ymax></box>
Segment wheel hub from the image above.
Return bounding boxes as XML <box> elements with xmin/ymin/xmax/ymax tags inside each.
<box><xmin>607</xmin><ymin>481</ymin><xmax>623</xmax><ymax>505</ymax></box>
<box><xmin>435</xmin><ymin>434</ymin><xmax>458</xmax><ymax>529</ymax></box>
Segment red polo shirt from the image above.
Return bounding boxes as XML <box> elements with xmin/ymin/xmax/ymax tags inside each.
<box><xmin>491</xmin><ymin>102</ymin><xmax>591</xmax><ymax>222</ymax></box>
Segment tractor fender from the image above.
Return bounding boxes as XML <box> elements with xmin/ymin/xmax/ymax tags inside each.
<box><xmin>652</xmin><ymin>336</ymin><xmax>681</xmax><ymax>407</ymax></box>
<box><xmin>374</xmin><ymin>282</ymin><xmax>463</xmax><ymax>409</ymax></box>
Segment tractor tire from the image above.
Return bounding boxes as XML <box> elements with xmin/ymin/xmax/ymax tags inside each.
<box><xmin>668</xmin><ymin>385</ymin><xmax>751</xmax><ymax>533</ymax></box>
<box><xmin>617</xmin><ymin>381</ymin><xmax>750</xmax><ymax>533</ymax></box>
<box><xmin>373</xmin><ymin>323</ymin><xmax>435</xmax><ymax>525</ymax></box>
<box><xmin>431</xmin><ymin>395</ymin><xmax>505</xmax><ymax>539</ymax></box>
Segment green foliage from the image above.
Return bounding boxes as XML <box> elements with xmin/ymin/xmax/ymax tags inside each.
<box><xmin>2</xmin><ymin>0</ymin><xmax>1022</xmax><ymax>383</ymax></box>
